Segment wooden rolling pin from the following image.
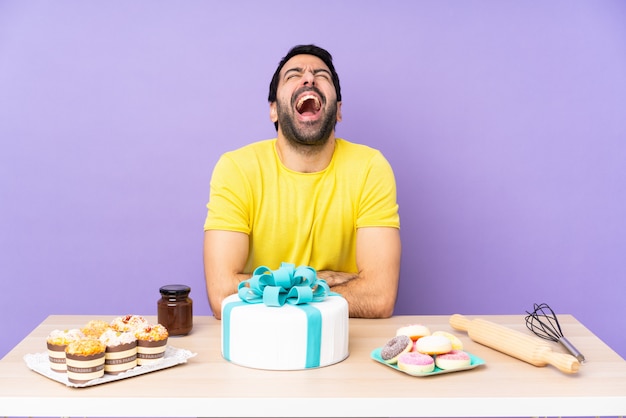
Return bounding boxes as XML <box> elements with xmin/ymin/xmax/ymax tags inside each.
<box><xmin>450</xmin><ymin>314</ymin><xmax>580</xmax><ymax>374</ymax></box>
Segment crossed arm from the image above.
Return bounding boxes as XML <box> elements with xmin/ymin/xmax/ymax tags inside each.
<box><xmin>203</xmin><ymin>227</ymin><xmax>401</xmax><ymax>319</ymax></box>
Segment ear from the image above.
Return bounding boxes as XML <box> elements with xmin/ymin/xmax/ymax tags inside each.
<box><xmin>336</xmin><ymin>101</ymin><xmax>342</xmax><ymax>122</ymax></box>
<box><xmin>270</xmin><ymin>102</ymin><xmax>278</xmax><ymax>123</ymax></box>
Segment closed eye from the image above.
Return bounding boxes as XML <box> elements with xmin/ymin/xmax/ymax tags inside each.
<box><xmin>313</xmin><ymin>69</ymin><xmax>331</xmax><ymax>79</ymax></box>
<box><xmin>283</xmin><ymin>68</ymin><xmax>304</xmax><ymax>81</ymax></box>
<box><xmin>283</xmin><ymin>67</ymin><xmax>332</xmax><ymax>82</ymax></box>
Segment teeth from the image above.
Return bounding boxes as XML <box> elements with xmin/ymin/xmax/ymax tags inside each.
<box><xmin>296</xmin><ymin>94</ymin><xmax>320</xmax><ymax>111</ymax></box>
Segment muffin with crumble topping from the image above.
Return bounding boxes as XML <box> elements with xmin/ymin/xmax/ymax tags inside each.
<box><xmin>99</xmin><ymin>329</ymin><xmax>138</xmax><ymax>374</ymax></box>
<box><xmin>46</xmin><ymin>328</ymin><xmax>85</xmax><ymax>373</ymax></box>
<box><xmin>81</xmin><ymin>320</ymin><xmax>112</xmax><ymax>339</ymax></box>
<box><xmin>65</xmin><ymin>339</ymin><xmax>106</xmax><ymax>384</ymax></box>
<box><xmin>110</xmin><ymin>315</ymin><xmax>149</xmax><ymax>333</ymax></box>
<box><xmin>135</xmin><ymin>324</ymin><xmax>169</xmax><ymax>365</ymax></box>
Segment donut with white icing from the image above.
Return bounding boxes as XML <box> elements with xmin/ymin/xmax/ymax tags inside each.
<box><xmin>432</xmin><ymin>330</ymin><xmax>464</xmax><ymax>350</ymax></box>
<box><xmin>396</xmin><ymin>324</ymin><xmax>431</xmax><ymax>341</ymax></box>
<box><xmin>414</xmin><ymin>335</ymin><xmax>452</xmax><ymax>355</ymax></box>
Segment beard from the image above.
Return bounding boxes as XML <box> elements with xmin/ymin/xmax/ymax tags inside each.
<box><xmin>276</xmin><ymin>88</ymin><xmax>338</xmax><ymax>152</ymax></box>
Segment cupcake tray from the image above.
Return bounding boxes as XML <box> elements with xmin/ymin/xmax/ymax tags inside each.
<box><xmin>23</xmin><ymin>345</ymin><xmax>197</xmax><ymax>388</ymax></box>
<box><xmin>371</xmin><ymin>347</ymin><xmax>486</xmax><ymax>377</ymax></box>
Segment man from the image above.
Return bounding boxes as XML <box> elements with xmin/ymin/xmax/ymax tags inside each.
<box><xmin>203</xmin><ymin>44</ymin><xmax>401</xmax><ymax>319</ymax></box>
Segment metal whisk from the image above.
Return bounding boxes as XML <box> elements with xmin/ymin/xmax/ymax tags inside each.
<box><xmin>525</xmin><ymin>303</ymin><xmax>585</xmax><ymax>363</ymax></box>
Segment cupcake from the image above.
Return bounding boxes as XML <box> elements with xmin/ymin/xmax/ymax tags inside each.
<box><xmin>46</xmin><ymin>329</ymin><xmax>85</xmax><ymax>373</ymax></box>
<box><xmin>135</xmin><ymin>324</ymin><xmax>169</xmax><ymax>365</ymax></box>
<box><xmin>65</xmin><ymin>339</ymin><xmax>106</xmax><ymax>384</ymax></box>
<box><xmin>81</xmin><ymin>320</ymin><xmax>112</xmax><ymax>339</ymax></box>
<box><xmin>99</xmin><ymin>329</ymin><xmax>138</xmax><ymax>374</ymax></box>
<box><xmin>110</xmin><ymin>315</ymin><xmax>149</xmax><ymax>333</ymax></box>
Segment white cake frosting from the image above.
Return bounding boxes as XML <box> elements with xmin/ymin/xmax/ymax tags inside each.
<box><xmin>221</xmin><ymin>293</ymin><xmax>349</xmax><ymax>370</ymax></box>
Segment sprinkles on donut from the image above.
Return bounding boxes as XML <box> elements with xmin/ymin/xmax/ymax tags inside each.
<box><xmin>381</xmin><ymin>335</ymin><xmax>412</xmax><ymax>364</ymax></box>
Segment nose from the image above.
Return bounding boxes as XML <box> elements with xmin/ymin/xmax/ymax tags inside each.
<box><xmin>302</xmin><ymin>70</ymin><xmax>315</xmax><ymax>86</ymax></box>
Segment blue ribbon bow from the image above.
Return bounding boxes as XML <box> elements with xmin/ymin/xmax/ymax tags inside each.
<box><xmin>237</xmin><ymin>262</ymin><xmax>331</xmax><ymax>306</ymax></box>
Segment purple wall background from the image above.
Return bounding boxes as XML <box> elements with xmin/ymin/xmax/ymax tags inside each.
<box><xmin>1</xmin><ymin>1</ymin><xmax>625</xmax><ymax>360</ymax></box>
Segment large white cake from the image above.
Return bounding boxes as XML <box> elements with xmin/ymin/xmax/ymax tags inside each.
<box><xmin>221</xmin><ymin>292</ymin><xmax>349</xmax><ymax>370</ymax></box>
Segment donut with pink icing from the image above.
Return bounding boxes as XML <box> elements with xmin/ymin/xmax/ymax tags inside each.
<box><xmin>380</xmin><ymin>335</ymin><xmax>412</xmax><ymax>364</ymax></box>
<box><xmin>435</xmin><ymin>349</ymin><xmax>472</xmax><ymax>370</ymax></box>
<box><xmin>397</xmin><ymin>352</ymin><xmax>435</xmax><ymax>375</ymax></box>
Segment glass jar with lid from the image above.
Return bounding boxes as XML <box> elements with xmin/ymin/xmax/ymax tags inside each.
<box><xmin>157</xmin><ymin>284</ymin><xmax>193</xmax><ymax>336</ymax></box>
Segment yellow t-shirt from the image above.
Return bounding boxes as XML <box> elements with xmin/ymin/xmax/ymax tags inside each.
<box><xmin>204</xmin><ymin>138</ymin><xmax>400</xmax><ymax>274</ymax></box>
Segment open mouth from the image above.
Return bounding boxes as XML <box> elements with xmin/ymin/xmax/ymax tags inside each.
<box><xmin>295</xmin><ymin>94</ymin><xmax>322</xmax><ymax>116</ymax></box>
